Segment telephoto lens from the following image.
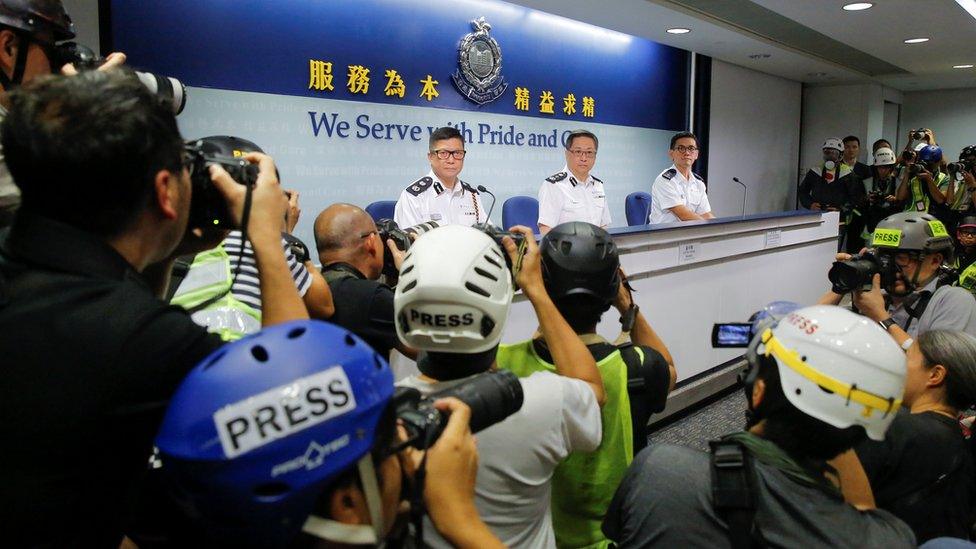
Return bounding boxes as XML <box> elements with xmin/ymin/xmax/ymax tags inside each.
<box><xmin>375</xmin><ymin>219</ymin><xmax>411</xmax><ymax>279</ymax></box>
<box><xmin>828</xmin><ymin>253</ymin><xmax>883</xmax><ymax>293</ymax></box>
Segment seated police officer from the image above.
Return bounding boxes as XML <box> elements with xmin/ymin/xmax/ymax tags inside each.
<box><xmin>0</xmin><ymin>71</ymin><xmax>308</xmax><ymax>547</ymax></box>
<box><xmin>171</xmin><ymin>136</ymin><xmax>334</xmax><ymax>340</ymax></box>
<box><xmin>394</xmin><ymin>126</ymin><xmax>488</xmax><ymax>228</ymax></box>
<box><xmin>537</xmin><ymin>130</ymin><xmax>610</xmax><ymax>234</ymax></box>
<box><xmin>603</xmin><ymin>305</ymin><xmax>915</xmax><ymax>548</ymax></box>
<box><xmin>497</xmin><ymin>221</ymin><xmax>675</xmax><ymax>548</ymax></box>
<box><xmin>314</xmin><ymin>203</ymin><xmax>416</xmax><ymax>363</ymax></box>
<box><xmin>155</xmin><ymin>320</ymin><xmax>504</xmax><ymax>548</ymax></box>
<box><xmin>649</xmin><ymin>131</ymin><xmax>714</xmax><ymax>223</ymax></box>
<box><xmin>394</xmin><ymin>224</ymin><xmax>605</xmax><ymax>548</ymax></box>
<box><xmin>820</xmin><ymin>211</ymin><xmax>976</xmax><ymax>346</ymax></box>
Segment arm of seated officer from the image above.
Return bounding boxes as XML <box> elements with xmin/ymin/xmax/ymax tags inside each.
<box><xmin>423</xmin><ymin>398</ymin><xmax>505</xmax><ymax>549</ymax></box>
<box><xmin>503</xmin><ymin>226</ymin><xmax>606</xmax><ymax>406</ymax></box>
<box><xmin>213</xmin><ymin>153</ymin><xmax>308</xmax><ymax>326</ymax></box>
<box><xmin>668</xmin><ymin>204</ymin><xmax>705</xmax><ymax>221</ymax></box>
<box><xmin>614</xmin><ymin>269</ymin><xmax>676</xmax><ymax>391</ymax></box>
<box><xmin>853</xmin><ymin>274</ymin><xmax>911</xmax><ymax>348</ymax></box>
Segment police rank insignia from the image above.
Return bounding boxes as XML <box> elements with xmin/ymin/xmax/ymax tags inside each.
<box><xmin>452</xmin><ymin>17</ymin><xmax>508</xmax><ymax>105</ymax></box>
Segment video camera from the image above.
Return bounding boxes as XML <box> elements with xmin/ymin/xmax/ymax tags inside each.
<box><xmin>183</xmin><ymin>140</ymin><xmax>258</xmax><ymax>230</ymax></box>
<box><xmin>711</xmin><ymin>301</ymin><xmax>802</xmax><ymax>348</ymax></box>
<box><xmin>393</xmin><ymin>370</ymin><xmax>524</xmax><ymax>449</ymax></box>
<box><xmin>54</xmin><ymin>42</ymin><xmax>187</xmax><ymax>115</ymax></box>
<box><xmin>827</xmin><ymin>249</ymin><xmax>897</xmax><ymax>294</ymax></box>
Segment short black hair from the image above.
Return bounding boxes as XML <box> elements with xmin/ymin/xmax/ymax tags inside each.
<box><xmin>842</xmin><ymin>135</ymin><xmax>860</xmax><ymax>145</ymax></box>
<box><xmin>553</xmin><ymin>296</ymin><xmax>611</xmax><ymax>333</ymax></box>
<box><xmin>565</xmin><ymin>129</ymin><xmax>598</xmax><ymax>151</ymax></box>
<box><xmin>2</xmin><ymin>70</ymin><xmax>183</xmax><ymax>237</ymax></box>
<box><xmin>753</xmin><ymin>355</ymin><xmax>866</xmax><ymax>461</ymax></box>
<box><xmin>429</xmin><ymin>126</ymin><xmax>464</xmax><ymax>150</ymax></box>
<box><xmin>670</xmin><ymin>131</ymin><xmax>697</xmax><ymax>150</ymax></box>
<box><xmin>872</xmin><ymin>138</ymin><xmax>891</xmax><ymax>152</ymax></box>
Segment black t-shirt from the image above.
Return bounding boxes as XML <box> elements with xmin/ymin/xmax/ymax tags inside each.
<box><xmin>0</xmin><ymin>213</ymin><xmax>223</xmax><ymax>547</ymax></box>
<box><xmin>852</xmin><ymin>161</ymin><xmax>872</xmax><ymax>183</ymax></box>
<box><xmin>855</xmin><ymin>409</ymin><xmax>975</xmax><ymax>543</ymax></box>
<box><xmin>603</xmin><ymin>443</ymin><xmax>915</xmax><ymax>548</ymax></box>
<box><xmin>322</xmin><ymin>262</ymin><xmax>398</xmax><ymax>358</ymax></box>
<box><xmin>799</xmin><ymin>167</ymin><xmax>866</xmax><ymax>210</ymax></box>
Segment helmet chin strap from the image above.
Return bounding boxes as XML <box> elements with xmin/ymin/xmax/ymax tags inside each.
<box><xmin>0</xmin><ymin>31</ymin><xmax>33</xmax><ymax>92</ymax></box>
<box><xmin>301</xmin><ymin>456</ymin><xmax>387</xmax><ymax>546</ymax></box>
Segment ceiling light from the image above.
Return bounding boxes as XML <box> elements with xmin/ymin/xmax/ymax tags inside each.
<box><xmin>904</xmin><ymin>37</ymin><xmax>930</xmax><ymax>44</ymax></box>
<box><xmin>954</xmin><ymin>64</ymin><xmax>975</xmax><ymax>68</ymax></box>
<box><xmin>842</xmin><ymin>2</ymin><xmax>873</xmax><ymax>10</ymax></box>
<box><xmin>666</xmin><ymin>28</ymin><xmax>691</xmax><ymax>34</ymax></box>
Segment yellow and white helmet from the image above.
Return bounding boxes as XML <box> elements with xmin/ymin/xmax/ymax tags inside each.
<box><xmin>746</xmin><ymin>305</ymin><xmax>906</xmax><ymax>441</ymax></box>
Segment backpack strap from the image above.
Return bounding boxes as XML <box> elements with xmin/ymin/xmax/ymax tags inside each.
<box><xmin>619</xmin><ymin>344</ymin><xmax>652</xmax><ymax>455</ymax></box>
<box><xmin>710</xmin><ymin>439</ymin><xmax>759</xmax><ymax>549</ymax></box>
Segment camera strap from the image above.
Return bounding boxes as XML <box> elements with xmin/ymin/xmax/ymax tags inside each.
<box><xmin>0</xmin><ymin>31</ymin><xmax>31</xmax><ymax>91</ymax></box>
<box><xmin>410</xmin><ymin>429</ymin><xmax>438</xmax><ymax>547</ymax></box>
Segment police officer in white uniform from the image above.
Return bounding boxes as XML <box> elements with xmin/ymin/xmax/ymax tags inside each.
<box><xmin>649</xmin><ymin>131</ymin><xmax>715</xmax><ymax>224</ymax></box>
<box><xmin>394</xmin><ymin>126</ymin><xmax>487</xmax><ymax>228</ymax></box>
<box><xmin>537</xmin><ymin>129</ymin><xmax>610</xmax><ymax>234</ymax></box>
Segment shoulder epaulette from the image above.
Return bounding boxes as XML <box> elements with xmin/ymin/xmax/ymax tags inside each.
<box><xmin>460</xmin><ymin>181</ymin><xmax>478</xmax><ymax>194</ymax></box>
<box><xmin>661</xmin><ymin>168</ymin><xmax>677</xmax><ymax>180</ymax></box>
<box><xmin>405</xmin><ymin>176</ymin><xmax>433</xmax><ymax>196</ymax></box>
<box><xmin>591</xmin><ymin>175</ymin><xmax>604</xmax><ymax>184</ymax></box>
<box><xmin>692</xmin><ymin>172</ymin><xmax>705</xmax><ymax>182</ymax></box>
<box><xmin>546</xmin><ymin>171</ymin><xmax>568</xmax><ymax>184</ymax></box>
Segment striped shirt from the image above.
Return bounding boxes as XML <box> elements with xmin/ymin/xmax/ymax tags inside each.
<box><xmin>223</xmin><ymin>231</ymin><xmax>311</xmax><ymax>311</ymax></box>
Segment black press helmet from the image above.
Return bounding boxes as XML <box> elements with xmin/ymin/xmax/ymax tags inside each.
<box><xmin>0</xmin><ymin>0</ymin><xmax>74</xmax><ymax>43</ymax></box>
<box><xmin>540</xmin><ymin>221</ymin><xmax>620</xmax><ymax>306</ymax></box>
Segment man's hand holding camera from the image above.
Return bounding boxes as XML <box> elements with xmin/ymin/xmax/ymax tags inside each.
<box><xmin>852</xmin><ymin>273</ymin><xmax>888</xmax><ymax>322</ymax></box>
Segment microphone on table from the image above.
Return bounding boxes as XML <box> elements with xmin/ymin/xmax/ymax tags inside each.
<box><xmin>477</xmin><ymin>185</ymin><xmax>497</xmax><ymax>224</ymax></box>
<box><xmin>733</xmin><ymin>177</ymin><xmax>748</xmax><ymax>217</ymax></box>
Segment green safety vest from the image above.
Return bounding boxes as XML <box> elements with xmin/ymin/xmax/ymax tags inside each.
<box><xmin>905</xmin><ymin>172</ymin><xmax>950</xmax><ymax>213</ymax></box>
<box><xmin>958</xmin><ymin>261</ymin><xmax>976</xmax><ymax>293</ymax></box>
<box><xmin>497</xmin><ymin>337</ymin><xmax>636</xmax><ymax>549</ymax></box>
<box><xmin>170</xmin><ymin>243</ymin><xmax>261</xmax><ymax>341</ymax></box>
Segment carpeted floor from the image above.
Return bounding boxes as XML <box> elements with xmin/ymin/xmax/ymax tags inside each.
<box><xmin>647</xmin><ymin>390</ymin><xmax>748</xmax><ymax>452</ymax></box>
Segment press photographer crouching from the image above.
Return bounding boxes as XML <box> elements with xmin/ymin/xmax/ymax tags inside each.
<box><xmin>154</xmin><ymin>320</ymin><xmax>507</xmax><ymax>548</ymax></box>
<box><xmin>820</xmin><ymin>211</ymin><xmax>976</xmax><ymax>347</ymax></box>
<box><xmin>394</xmin><ymin>224</ymin><xmax>605</xmax><ymax>547</ymax></box>
<box><xmin>0</xmin><ymin>70</ymin><xmax>308</xmax><ymax>546</ymax></box>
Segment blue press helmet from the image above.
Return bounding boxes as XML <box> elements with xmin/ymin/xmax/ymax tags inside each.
<box><xmin>156</xmin><ymin>320</ymin><xmax>395</xmax><ymax>547</ymax></box>
<box><xmin>918</xmin><ymin>145</ymin><xmax>943</xmax><ymax>165</ymax></box>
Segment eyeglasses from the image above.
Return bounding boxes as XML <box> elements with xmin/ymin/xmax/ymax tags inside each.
<box><xmin>431</xmin><ymin>149</ymin><xmax>466</xmax><ymax>160</ymax></box>
<box><xmin>358</xmin><ymin>230</ymin><xmax>377</xmax><ymax>240</ymax></box>
<box><xmin>673</xmin><ymin>145</ymin><xmax>699</xmax><ymax>153</ymax></box>
<box><xmin>568</xmin><ymin>149</ymin><xmax>597</xmax><ymax>159</ymax></box>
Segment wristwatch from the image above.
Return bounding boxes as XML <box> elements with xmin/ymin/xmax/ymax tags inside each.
<box><xmin>878</xmin><ymin>317</ymin><xmax>897</xmax><ymax>331</ymax></box>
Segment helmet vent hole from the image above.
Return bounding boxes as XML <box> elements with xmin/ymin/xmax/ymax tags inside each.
<box><xmin>474</xmin><ymin>267</ymin><xmax>498</xmax><ymax>281</ymax></box>
<box><xmin>795</xmin><ymin>388</ymin><xmax>802</xmax><ymax>396</ymax></box>
<box><xmin>374</xmin><ymin>354</ymin><xmax>385</xmax><ymax>370</ymax></box>
<box><xmin>484</xmin><ymin>254</ymin><xmax>502</xmax><ymax>268</ymax></box>
<box><xmin>801</xmin><ymin>355</ymin><xmax>807</xmax><ymax>362</ymax></box>
<box><xmin>561</xmin><ymin>242</ymin><xmax>572</xmax><ymax>255</ymax></box>
<box><xmin>401</xmin><ymin>279</ymin><xmax>418</xmax><ymax>293</ymax></box>
<box><xmin>287</xmin><ymin>327</ymin><xmax>306</xmax><ymax>339</ymax></box>
<box><xmin>465</xmin><ymin>281</ymin><xmax>491</xmax><ymax>297</ymax></box>
<box><xmin>253</xmin><ymin>481</ymin><xmax>290</xmax><ymax>500</ymax></box>
<box><xmin>401</xmin><ymin>264</ymin><xmax>414</xmax><ymax>275</ymax></box>
<box><xmin>344</xmin><ymin>334</ymin><xmax>356</xmax><ymax>347</ymax></box>
<box><xmin>251</xmin><ymin>345</ymin><xmax>269</xmax><ymax>363</ymax></box>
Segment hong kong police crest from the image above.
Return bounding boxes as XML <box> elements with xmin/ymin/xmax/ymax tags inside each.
<box><xmin>452</xmin><ymin>17</ymin><xmax>508</xmax><ymax>105</ymax></box>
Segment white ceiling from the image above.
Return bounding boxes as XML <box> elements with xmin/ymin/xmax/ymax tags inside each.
<box><xmin>505</xmin><ymin>0</ymin><xmax>976</xmax><ymax>92</ymax></box>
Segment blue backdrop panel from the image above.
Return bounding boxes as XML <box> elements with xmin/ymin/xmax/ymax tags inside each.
<box><xmin>110</xmin><ymin>0</ymin><xmax>689</xmax><ymax>130</ymax></box>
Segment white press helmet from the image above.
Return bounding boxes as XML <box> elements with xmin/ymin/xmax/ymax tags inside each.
<box><xmin>822</xmin><ymin>137</ymin><xmax>844</xmax><ymax>152</ymax></box>
<box><xmin>874</xmin><ymin>147</ymin><xmax>896</xmax><ymax>166</ymax></box>
<box><xmin>394</xmin><ymin>225</ymin><xmax>513</xmax><ymax>354</ymax></box>
<box><xmin>746</xmin><ymin>305</ymin><xmax>906</xmax><ymax>441</ymax></box>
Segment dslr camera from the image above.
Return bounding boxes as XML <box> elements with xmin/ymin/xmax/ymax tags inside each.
<box><xmin>827</xmin><ymin>250</ymin><xmax>896</xmax><ymax>294</ymax></box>
<box><xmin>54</xmin><ymin>42</ymin><xmax>187</xmax><ymax>115</ymax></box>
<box><xmin>374</xmin><ymin>219</ymin><xmax>440</xmax><ymax>279</ymax></box>
<box><xmin>911</xmin><ymin>128</ymin><xmax>929</xmax><ymax>141</ymax></box>
<box><xmin>471</xmin><ymin>222</ymin><xmax>527</xmax><ymax>272</ymax></box>
<box><xmin>394</xmin><ymin>370</ymin><xmax>524</xmax><ymax>449</ymax></box>
<box><xmin>183</xmin><ymin>140</ymin><xmax>259</xmax><ymax>230</ymax></box>
<box><xmin>948</xmin><ymin>160</ymin><xmax>974</xmax><ymax>178</ymax></box>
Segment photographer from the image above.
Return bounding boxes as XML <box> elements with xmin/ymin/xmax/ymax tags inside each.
<box><xmin>602</xmin><ymin>306</ymin><xmax>915</xmax><ymax>547</ymax></box>
<box><xmin>155</xmin><ymin>320</ymin><xmax>505</xmax><ymax>548</ymax></box>
<box><xmin>819</xmin><ymin>212</ymin><xmax>976</xmax><ymax>348</ymax></box>
<box><xmin>497</xmin><ymin>221</ymin><xmax>675</xmax><ymax>548</ymax></box>
<box><xmin>0</xmin><ymin>71</ymin><xmax>307</xmax><ymax>547</ymax></box>
<box><xmin>394</xmin><ymin>224</ymin><xmax>605</xmax><ymax>547</ymax></box>
<box><xmin>314</xmin><ymin>203</ymin><xmax>417</xmax><ymax>362</ymax></box>
<box><xmin>0</xmin><ymin>0</ymin><xmax>126</xmax><ymax>227</ymax></box>
<box><xmin>896</xmin><ymin>145</ymin><xmax>949</xmax><ymax>217</ymax></box>
<box><xmin>799</xmin><ymin>137</ymin><xmax>867</xmax><ymax>252</ymax></box>
<box><xmin>863</xmin><ymin>147</ymin><xmax>901</xmax><ymax>233</ymax></box>
<box><xmin>944</xmin><ymin>145</ymin><xmax>976</xmax><ymax>223</ymax></box>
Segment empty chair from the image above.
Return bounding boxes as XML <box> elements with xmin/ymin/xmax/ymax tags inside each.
<box><xmin>625</xmin><ymin>192</ymin><xmax>652</xmax><ymax>226</ymax></box>
<box><xmin>365</xmin><ymin>200</ymin><xmax>396</xmax><ymax>222</ymax></box>
<box><xmin>502</xmin><ymin>196</ymin><xmax>540</xmax><ymax>231</ymax></box>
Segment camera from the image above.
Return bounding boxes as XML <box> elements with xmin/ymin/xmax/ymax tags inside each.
<box><xmin>911</xmin><ymin>128</ymin><xmax>928</xmax><ymax>141</ymax></box>
<box><xmin>394</xmin><ymin>370</ymin><xmax>524</xmax><ymax>449</ymax></box>
<box><xmin>184</xmin><ymin>140</ymin><xmax>259</xmax><ymax>230</ymax></box>
<box><xmin>901</xmin><ymin>150</ymin><xmax>916</xmax><ymax>163</ymax></box>
<box><xmin>375</xmin><ymin>219</ymin><xmax>412</xmax><ymax>279</ymax></box>
<box><xmin>471</xmin><ymin>222</ymin><xmax>527</xmax><ymax>271</ymax></box>
<box><xmin>54</xmin><ymin>42</ymin><xmax>187</xmax><ymax>115</ymax></box>
<box><xmin>909</xmin><ymin>162</ymin><xmax>930</xmax><ymax>177</ymax></box>
<box><xmin>948</xmin><ymin>160</ymin><xmax>974</xmax><ymax>178</ymax></box>
<box><xmin>827</xmin><ymin>250</ymin><xmax>896</xmax><ymax>293</ymax></box>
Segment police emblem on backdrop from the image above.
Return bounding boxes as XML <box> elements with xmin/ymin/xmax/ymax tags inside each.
<box><xmin>452</xmin><ymin>17</ymin><xmax>508</xmax><ymax>105</ymax></box>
